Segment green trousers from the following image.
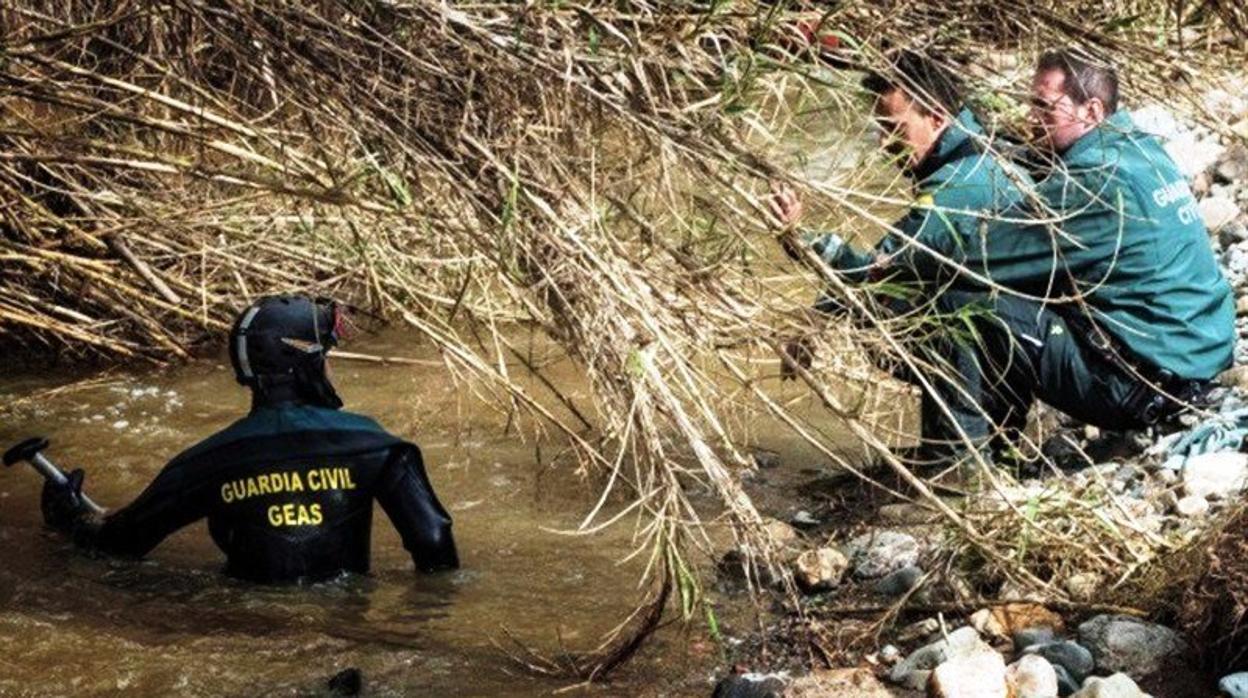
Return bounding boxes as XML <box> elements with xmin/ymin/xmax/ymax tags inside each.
<box><xmin>912</xmin><ymin>290</ymin><xmax>1151</xmax><ymax>457</ymax></box>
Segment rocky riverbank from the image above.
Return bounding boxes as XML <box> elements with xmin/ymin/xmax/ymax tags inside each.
<box><xmin>708</xmin><ymin>82</ymin><xmax>1248</xmax><ymax>698</ymax></box>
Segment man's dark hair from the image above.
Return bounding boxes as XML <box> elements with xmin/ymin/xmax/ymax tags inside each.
<box><xmin>861</xmin><ymin>50</ymin><xmax>965</xmax><ymax>117</ymax></box>
<box><xmin>1036</xmin><ymin>50</ymin><xmax>1119</xmax><ymax>114</ymax></box>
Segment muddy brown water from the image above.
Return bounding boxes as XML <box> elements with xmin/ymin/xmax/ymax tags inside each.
<box><xmin>0</xmin><ymin>329</ymin><xmax>765</xmax><ymax>697</ymax></box>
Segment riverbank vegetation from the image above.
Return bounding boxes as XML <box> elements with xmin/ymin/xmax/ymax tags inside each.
<box><xmin>3</xmin><ymin>0</ymin><xmax>1247</xmax><ymax>683</ymax></box>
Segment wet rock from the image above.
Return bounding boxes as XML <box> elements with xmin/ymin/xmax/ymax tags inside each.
<box><xmin>1183</xmin><ymin>451</ymin><xmax>1248</xmax><ymax>499</ymax></box>
<box><xmin>327</xmin><ymin>668</ymin><xmax>363</xmax><ymax>696</ymax></box>
<box><xmin>1013</xmin><ymin>627</ymin><xmax>1058</xmax><ymax>652</ymax></box>
<box><xmin>1077</xmin><ymin>614</ymin><xmax>1186</xmax><ymax>678</ymax></box>
<box><xmin>928</xmin><ymin>649</ymin><xmax>1009</xmax><ymax>697</ymax></box>
<box><xmin>846</xmin><ymin>530</ymin><xmax>920</xmax><ymax>579</ymax></box>
<box><xmin>1173</xmin><ymin>494</ymin><xmax>1210</xmax><ymax>518</ymax></box>
<box><xmin>793</xmin><ymin>547</ymin><xmax>847</xmax><ymax>593</ymax></box>
<box><xmin>1023</xmin><ymin>642</ymin><xmax>1096</xmax><ymax>683</ymax></box>
<box><xmin>1069</xmin><ymin>673</ymin><xmax>1147</xmax><ymax>698</ymax></box>
<box><xmin>1220</xmin><ymin>672</ymin><xmax>1248</xmax><ymax>698</ymax></box>
<box><xmin>711</xmin><ymin>672</ymin><xmax>786</xmax><ymax>698</ymax></box>
<box><xmin>970</xmin><ymin>603</ymin><xmax>1065</xmax><ymax>642</ymax></box>
<box><xmin>786</xmin><ymin>667</ymin><xmax>894</xmax><ymax>697</ymax></box>
<box><xmin>888</xmin><ymin>626</ymin><xmax>988</xmax><ymax>686</ymax></box>
<box><xmin>1202</xmin><ymin>196</ymin><xmax>1242</xmax><ymax>233</ymax></box>
<box><xmin>1052</xmin><ymin>665</ymin><xmax>1080</xmax><ymax>697</ymax></box>
<box><xmin>1008</xmin><ymin>654</ymin><xmax>1059</xmax><ymax>698</ymax></box>
<box><xmin>874</xmin><ymin>565</ymin><xmax>924</xmax><ymax>597</ymax></box>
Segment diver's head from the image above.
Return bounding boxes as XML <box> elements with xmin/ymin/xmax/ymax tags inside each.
<box><xmin>228</xmin><ymin>295</ymin><xmax>345</xmax><ymax>409</ymax></box>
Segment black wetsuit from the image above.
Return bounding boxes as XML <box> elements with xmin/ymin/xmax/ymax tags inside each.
<box><xmin>79</xmin><ymin>402</ymin><xmax>458</xmax><ymax>583</ymax></box>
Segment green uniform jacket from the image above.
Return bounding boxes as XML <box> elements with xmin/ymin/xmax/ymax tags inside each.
<box><xmin>815</xmin><ymin>108</ymin><xmax>1031</xmax><ymax>284</ymax></box>
<box><xmin>947</xmin><ymin>111</ymin><xmax>1233</xmax><ymax>380</ymax></box>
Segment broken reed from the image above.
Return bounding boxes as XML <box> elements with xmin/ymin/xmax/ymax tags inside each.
<box><xmin>2</xmin><ymin>0</ymin><xmax>1245</xmax><ymax>677</ymax></box>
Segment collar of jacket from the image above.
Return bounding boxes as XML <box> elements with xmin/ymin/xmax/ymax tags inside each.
<box><xmin>909</xmin><ymin>107</ymin><xmax>984</xmax><ymax>183</ymax></box>
<box><xmin>1060</xmin><ymin>110</ymin><xmax>1135</xmax><ymax>164</ymax></box>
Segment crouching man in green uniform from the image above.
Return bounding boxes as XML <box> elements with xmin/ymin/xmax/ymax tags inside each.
<box><xmin>779</xmin><ymin>50</ymin><xmax>1234</xmax><ymax>462</ymax></box>
<box><xmin>40</xmin><ymin>295</ymin><xmax>459</xmax><ymax>583</ymax></box>
<box><xmin>927</xmin><ymin>50</ymin><xmax>1235</xmax><ymax>451</ymax></box>
<box><xmin>771</xmin><ymin>52</ymin><xmax>1035</xmax><ymax>458</ymax></box>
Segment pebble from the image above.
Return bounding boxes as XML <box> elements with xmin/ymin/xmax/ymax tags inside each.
<box><xmin>792</xmin><ymin>547</ymin><xmax>847</xmax><ymax>593</ymax></box>
<box><xmin>1023</xmin><ymin>641</ymin><xmax>1096</xmax><ymax>683</ymax></box>
<box><xmin>845</xmin><ymin>530</ymin><xmax>920</xmax><ymax>579</ymax></box>
<box><xmin>873</xmin><ymin>565</ymin><xmax>924</xmax><ymax>597</ymax></box>
<box><xmin>1069</xmin><ymin>673</ymin><xmax>1147</xmax><ymax>697</ymax></box>
<box><xmin>790</xmin><ymin>510</ymin><xmax>820</xmax><ymax>529</ymax></box>
<box><xmin>1173</xmin><ymin>494</ymin><xmax>1210</xmax><ymax>517</ymax></box>
<box><xmin>1220</xmin><ymin>672</ymin><xmax>1248</xmax><ymax>698</ymax></box>
<box><xmin>1077</xmin><ymin>614</ymin><xmax>1187</xmax><ymax>678</ymax></box>
<box><xmin>897</xmin><ymin>617</ymin><xmax>941</xmax><ymax>643</ymax></box>
<box><xmin>928</xmin><ymin>649</ymin><xmax>1009</xmax><ymax>697</ymax></box>
<box><xmin>1063</xmin><ymin>573</ymin><xmax>1102</xmax><ymax>603</ymax></box>
<box><xmin>879</xmin><ymin>644</ymin><xmax>901</xmax><ymax>664</ymax></box>
<box><xmin>1007</xmin><ymin>654</ymin><xmax>1059</xmax><ymax>698</ymax></box>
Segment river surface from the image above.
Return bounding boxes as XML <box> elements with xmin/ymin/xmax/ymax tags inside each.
<box><xmin>0</xmin><ymin>329</ymin><xmax>750</xmax><ymax>697</ymax></box>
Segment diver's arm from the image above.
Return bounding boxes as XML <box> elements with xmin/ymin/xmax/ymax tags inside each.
<box><xmin>375</xmin><ymin>445</ymin><xmax>459</xmax><ymax>572</ymax></box>
<box><xmin>56</xmin><ymin>460</ymin><xmax>213</xmax><ymax>558</ymax></box>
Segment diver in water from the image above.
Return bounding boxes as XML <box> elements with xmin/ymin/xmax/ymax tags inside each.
<box><xmin>40</xmin><ymin>294</ymin><xmax>459</xmax><ymax>583</ymax></box>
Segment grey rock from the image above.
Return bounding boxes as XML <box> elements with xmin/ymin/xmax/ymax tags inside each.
<box><xmin>1070</xmin><ymin>673</ymin><xmax>1147</xmax><ymax>697</ymax></box>
<box><xmin>1024</xmin><ymin>641</ymin><xmax>1096</xmax><ymax>682</ymax></box>
<box><xmin>887</xmin><ymin>626</ymin><xmax>985</xmax><ymax>685</ymax></box>
<box><xmin>1221</xmin><ymin>672</ymin><xmax>1248</xmax><ymax>698</ymax></box>
<box><xmin>1174</xmin><ymin>494</ymin><xmax>1210</xmax><ymax>517</ymax></box>
<box><xmin>1013</xmin><ymin>627</ymin><xmax>1058</xmax><ymax>652</ymax></box>
<box><xmin>845</xmin><ymin>530</ymin><xmax>920</xmax><ymax>579</ymax></box>
<box><xmin>1052</xmin><ymin>664</ymin><xmax>1080</xmax><ymax>697</ymax></box>
<box><xmin>879</xmin><ymin>644</ymin><xmax>901</xmax><ymax>664</ymax></box>
<box><xmin>711</xmin><ymin>673</ymin><xmax>786</xmax><ymax>698</ymax></box>
<box><xmin>873</xmin><ymin>565</ymin><xmax>924</xmax><ymax>597</ymax></box>
<box><xmin>1077</xmin><ymin>614</ymin><xmax>1187</xmax><ymax>678</ymax></box>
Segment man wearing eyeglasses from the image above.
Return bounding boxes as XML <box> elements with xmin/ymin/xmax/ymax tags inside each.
<box><xmin>39</xmin><ymin>294</ymin><xmax>460</xmax><ymax>583</ymax></box>
<box><xmin>897</xmin><ymin>51</ymin><xmax>1231</xmax><ymax>460</ymax></box>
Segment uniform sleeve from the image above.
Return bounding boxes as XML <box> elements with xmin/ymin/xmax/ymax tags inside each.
<box><xmin>79</xmin><ymin>459</ymin><xmax>216</xmax><ymax>558</ymax></box>
<box><xmin>375</xmin><ymin>445</ymin><xmax>459</xmax><ymax>572</ymax></box>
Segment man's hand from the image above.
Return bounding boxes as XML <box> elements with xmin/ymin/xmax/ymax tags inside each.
<box><xmin>780</xmin><ymin>337</ymin><xmax>815</xmax><ymax>380</ymax></box>
<box><xmin>42</xmin><ymin>468</ymin><xmax>89</xmax><ymax>532</ymax></box>
<box><xmin>769</xmin><ymin>182</ymin><xmax>803</xmax><ymax>230</ymax></box>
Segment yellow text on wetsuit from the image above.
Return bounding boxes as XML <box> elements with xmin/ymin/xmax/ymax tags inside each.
<box><xmin>219</xmin><ymin>467</ymin><xmax>357</xmax><ymax>527</ymax></box>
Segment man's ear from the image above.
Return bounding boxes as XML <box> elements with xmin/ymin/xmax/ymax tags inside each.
<box><xmin>1083</xmin><ymin>97</ymin><xmax>1107</xmax><ymax>125</ymax></box>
